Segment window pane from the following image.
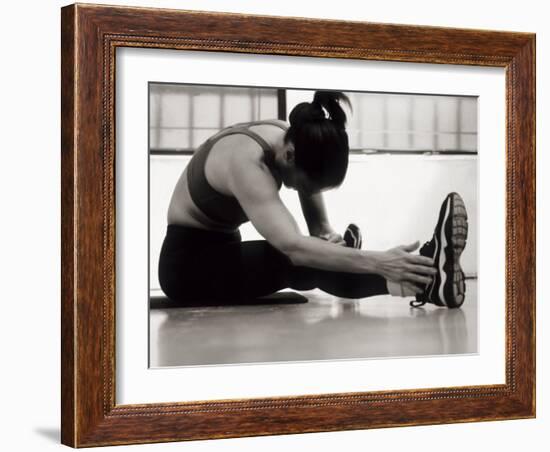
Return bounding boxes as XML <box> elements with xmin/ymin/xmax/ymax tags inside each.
<box><xmin>149</xmin><ymin>84</ymin><xmax>278</xmax><ymax>151</ymax></box>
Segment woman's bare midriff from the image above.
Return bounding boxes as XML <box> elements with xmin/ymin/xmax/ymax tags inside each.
<box><xmin>167</xmin><ymin>167</ymin><xmax>240</xmax><ymax>233</ymax></box>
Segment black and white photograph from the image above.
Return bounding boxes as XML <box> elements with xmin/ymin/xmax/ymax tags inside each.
<box><xmin>148</xmin><ymin>83</ymin><xmax>478</xmax><ymax>367</ymax></box>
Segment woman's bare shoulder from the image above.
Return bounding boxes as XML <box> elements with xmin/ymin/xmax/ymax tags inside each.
<box><xmin>227</xmin><ymin>142</ymin><xmax>279</xmax><ymax>189</ymax></box>
<box><xmin>267</xmin><ymin>118</ymin><xmax>289</xmax><ymax>128</ymax></box>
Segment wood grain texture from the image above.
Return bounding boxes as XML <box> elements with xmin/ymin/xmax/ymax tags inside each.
<box><xmin>60</xmin><ymin>3</ymin><xmax>536</xmax><ymax>447</ymax></box>
<box><xmin>60</xmin><ymin>5</ymin><xmax>76</xmax><ymax>447</ymax></box>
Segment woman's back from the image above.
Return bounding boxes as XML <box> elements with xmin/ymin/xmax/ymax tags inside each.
<box><xmin>167</xmin><ymin>119</ymin><xmax>288</xmax><ymax>232</ymax></box>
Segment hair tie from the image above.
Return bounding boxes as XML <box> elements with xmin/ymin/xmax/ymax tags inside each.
<box><xmin>310</xmin><ymin>102</ymin><xmax>327</xmax><ymax>121</ymax></box>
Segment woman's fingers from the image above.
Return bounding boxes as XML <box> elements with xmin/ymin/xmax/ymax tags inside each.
<box><xmin>408</xmin><ymin>264</ymin><xmax>437</xmax><ymax>276</ymax></box>
<box><xmin>398</xmin><ymin>241</ymin><xmax>420</xmax><ymax>253</ymax></box>
<box><xmin>407</xmin><ymin>254</ymin><xmax>435</xmax><ymax>266</ymax></box>
<box><xmin>403</xmin><ymin>272</ymin><xmax>433</xmax><ymax>285</ymax></box>
<box><xmin>329</xmin><ymin>236</ymin><xmax>346</xmax><ymax>246</ymax></box>
<box><xmin>323</xmin><ymin>232</ymin><xmax>346</xmax><ymax>246</ymax></box>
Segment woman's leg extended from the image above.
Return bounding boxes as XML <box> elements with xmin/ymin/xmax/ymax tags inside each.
<box><xmin>203</xmin><ymin>239</ymin><xmax>389</xmax><ymax>300</ymax></box>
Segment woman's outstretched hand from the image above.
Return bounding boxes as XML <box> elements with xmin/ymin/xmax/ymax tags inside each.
<box><xmin>373</xmin><ymin>241</ymin><xmax>436</xmax><ymax>285</ymax></box>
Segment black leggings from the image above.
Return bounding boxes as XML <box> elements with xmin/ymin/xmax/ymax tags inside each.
<box><xmin>158</xmin><ymin>224</ymin><xmax>389</xmax><ymax>305</ymax></box>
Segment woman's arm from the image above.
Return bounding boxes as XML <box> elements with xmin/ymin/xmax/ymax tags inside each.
<box><xmin>228</xmin><ymin>151</ymin><xmax>436</xmax><ymax>284</ymax></box>
<box><xmin>298</xmin><ymin>190</ymin><xmax>331</xmax><ymax>236</ymax></box>
<box><xmin>298</xmin><ymin>190</ymin><xmax>345</xmax><ymax>245</ymax></box>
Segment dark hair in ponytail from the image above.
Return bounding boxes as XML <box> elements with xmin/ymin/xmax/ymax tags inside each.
<box><xmin>285</xmin><ymin>91</ymin><xmax>351</xmax><ymax>190</ymax></box>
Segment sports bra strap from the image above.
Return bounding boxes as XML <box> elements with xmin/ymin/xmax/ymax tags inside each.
<box><xmin>206</xmin><ymin>120</ymin><xmax>287</xmax><ymax>152</ymax></box>
<box><xmin>250</xmin><ymin>119</ymin><xmax>289</xmax><ymax>131</ymax></box>
<box><xmin>231</xmin><ymin>119</ymin><xmax>289</xmax><ymax>132</ymax></box>
<box><xmin>234</xmin><ymin>128</ymin><xmax>272</xmax><ymax>152</ymax></box>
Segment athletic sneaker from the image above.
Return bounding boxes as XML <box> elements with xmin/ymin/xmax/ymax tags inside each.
<box><xmin>344</xmin><ymin>223</ymin><xmax>362</xmax><ymax>249</ymax></box>
<box><xmin>410</xmin><ymin>192</ymin><xmax>468</xmax><ymax>309</ymax></box>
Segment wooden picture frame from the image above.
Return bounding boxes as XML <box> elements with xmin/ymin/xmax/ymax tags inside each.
<box><xmin>61</xmin><ymin>3</ymin><xmax>535</xmax><ymax>447</ymax></box>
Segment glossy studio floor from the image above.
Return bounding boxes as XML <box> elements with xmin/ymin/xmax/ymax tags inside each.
<box><xmin>149</xmin><ymin>279</ymin><xmax>478</xmax><ymax>368</ymax></box>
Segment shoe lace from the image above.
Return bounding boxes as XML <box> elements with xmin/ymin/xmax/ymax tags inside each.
<box><xmin>409</xmin><ymin>299</ymin><xmax>427</xmax><ymax>308</ymax></box>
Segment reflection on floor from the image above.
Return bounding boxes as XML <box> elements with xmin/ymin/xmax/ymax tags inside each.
<box><xmin>149</xmin><ymin>280</ymin><xmax>477</xmax><ymax>367</ymax></box>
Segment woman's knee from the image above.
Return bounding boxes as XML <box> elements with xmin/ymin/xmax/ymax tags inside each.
<box><xmin>286</xmin><ymin>265</ymin><xmax>319</xmax><ymax>291</ymax></box>
<box><xmin>238</xmin><ymin>240</ymin><xmax>318</xmax><ymax>291</ymax></box>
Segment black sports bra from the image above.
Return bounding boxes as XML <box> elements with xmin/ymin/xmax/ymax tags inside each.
<box><xmin>186</xmin><ymin>120</ymin><xmax>289</xmax><ymax>230</ymax></box>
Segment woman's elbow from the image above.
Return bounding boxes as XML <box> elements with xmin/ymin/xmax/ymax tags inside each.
<box><xmin>276</xmin><ymin>235</ymin><xmax>306</xmax><ymax>266</ymax></box>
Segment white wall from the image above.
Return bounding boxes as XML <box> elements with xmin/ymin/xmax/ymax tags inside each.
<box><xmin>2</xmin><ymin>1</ymin><xmax>546</xmax><ymax>452</ymax></box>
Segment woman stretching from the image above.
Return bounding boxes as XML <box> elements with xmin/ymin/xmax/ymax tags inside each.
<box><xmin>158</xmin><ymin>91</ymin><xmax>468</xmax><ymax>309</ymax></box>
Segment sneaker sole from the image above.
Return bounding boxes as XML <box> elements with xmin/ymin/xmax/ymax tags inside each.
<box><xmin>436</xmin><ymin>193</ymin><xmax>468</xmax><ymax>308</ymax></box>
